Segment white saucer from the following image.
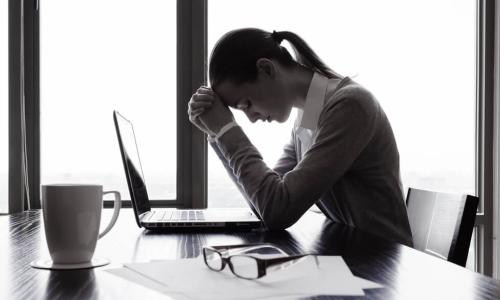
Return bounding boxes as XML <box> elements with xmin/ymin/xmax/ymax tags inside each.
<box><xmin>30</xmin><ymin>257</ymin><xmax>109</xmax><ymax>270</ymax></box>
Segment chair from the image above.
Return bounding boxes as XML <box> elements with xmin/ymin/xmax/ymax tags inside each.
<box><xmin>406</xmin><ymin>188</ymin><xmax>479</xmax><ymax>267</ymax></box>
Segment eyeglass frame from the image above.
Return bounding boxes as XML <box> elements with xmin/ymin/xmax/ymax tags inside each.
<box><xmin>202</xmin><ymin>244</ymin><xmax>314</xmax><ymax>279</ymax></box>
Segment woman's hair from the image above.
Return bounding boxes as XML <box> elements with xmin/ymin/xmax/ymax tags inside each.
<box><xmin>209</xmin><ymin>28</ymin><xmax>338</xmax><ymax>88</ymax></box>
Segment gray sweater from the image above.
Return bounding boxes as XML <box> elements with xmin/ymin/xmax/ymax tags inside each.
<box><xmin>211</xmin><ymin>75</ymin><xmax>413</xmax><ymax>247</ymax></box>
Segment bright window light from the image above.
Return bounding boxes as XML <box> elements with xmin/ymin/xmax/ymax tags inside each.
<box><xmin>41</xmin><ymin>0</ymin><xmax>177</xmax><ymax>200</ymax></box>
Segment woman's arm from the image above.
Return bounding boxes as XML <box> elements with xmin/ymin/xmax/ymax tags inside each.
<box><xmin>273</xmin><ymin>131</ymin><xmax>297</xmax><ymax>177</ymax></box>
<box><xmin>212</xmin><ymin>97</ymin><xmax>377</xmax><ymax>230</ymax></box>
<box><xmin>209</xmin><ymin>130</ymin><xmax>297</xmax><ymax>215</ymax></box>
<box><xmin>209</xmin><ymin>141</ymin><xmax>260</xmax><ymax>215</ymax></box>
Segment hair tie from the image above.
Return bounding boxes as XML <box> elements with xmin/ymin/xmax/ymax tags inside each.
<box><xmin>271</xmin><ymin>30</ymin><xmax>284</xmax><ymax>44</ymax></box>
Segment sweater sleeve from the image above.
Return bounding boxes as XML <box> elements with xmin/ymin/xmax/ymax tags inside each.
<box><xmin>272</xmin><ymin>131</ymin><xmax>297</xmax><ymax>177</ymax></box>
<box><xmin>213</xmin><ymin>97</ymin><xmax>378</xmax><ymax>230</ymax></box>
<box><xmin>208</xmin><ymin>141</ymin><xmax>262</xmax><ymax>218</ymax></box>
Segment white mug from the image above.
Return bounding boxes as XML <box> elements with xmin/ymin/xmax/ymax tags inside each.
<box><xmin>41</xmin><ymin>184</ymin><xmax>121</xmax><ymax>264</ymax></box>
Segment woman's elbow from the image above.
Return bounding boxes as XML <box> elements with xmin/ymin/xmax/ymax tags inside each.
<box><xmin>262</xmin><ymin>214</ymin><xmax>295</xmax><ymax>231</ymax></box>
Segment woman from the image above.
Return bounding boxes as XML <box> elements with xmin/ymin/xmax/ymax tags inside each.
<box><xmin>188</xmin><ymin>28</ymin><xmax>413</xmax><ymax>246</ymax></box>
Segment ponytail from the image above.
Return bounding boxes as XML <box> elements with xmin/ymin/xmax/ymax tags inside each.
<box><xmin>209</xmin><ymin>28</ymin><xmax>338</xmax><ymax>88</ymax></box>
<box><xmin>272</xmin><ymin>31</ymin><xmax>339</xmax><ymax>79</ymax></box>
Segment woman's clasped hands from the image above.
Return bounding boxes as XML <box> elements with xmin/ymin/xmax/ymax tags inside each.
<box><xmin>187</xmin><ymin>86</ymin><xmax>235</xmax><ymax>138</ymax></box>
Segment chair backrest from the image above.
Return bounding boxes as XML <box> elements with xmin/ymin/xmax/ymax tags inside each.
<box><xmin>406</xmin><ymin>188</ymin><xmax>478</xmax><ymax>267</ymax></box>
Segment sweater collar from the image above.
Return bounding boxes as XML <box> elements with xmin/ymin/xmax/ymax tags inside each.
<box><xmin>295</xmin><ymin>72</ymin><xmax>330</xmax><ymax>131</ymax></box>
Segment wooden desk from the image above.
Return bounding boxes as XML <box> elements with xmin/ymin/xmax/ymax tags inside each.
<box><xmin>1</xmin><ymin>209</ymin><xmax>499</xmax><ymax>299</ymax></box>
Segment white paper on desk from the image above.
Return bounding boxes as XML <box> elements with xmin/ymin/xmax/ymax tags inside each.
<box><xmin>122</xmin><ymin>256</ymin><xmax>382</xmax><ymax>299</ymax></box>
<box><xmin>146</xmin><ymin>255</ymin><xmax>382</xmax><ymax>290</ymax></box>
<box><xmin>106</xmin><ymin>267</ymin><xmax>378</xmax><ymax>300</ymax></box>
<box><xmin>256</xmin><ymin>256</ymin><xmax>382</xmax><ymax>295</ymax></box>
<box><xmin>106</xmin><ymin>268</ymin><xmax>192</xmax><ymax>300</ymax></box>
<box><xmin>109</xmin><ymin>265</ymin><xmax>304</xmax><ymax>300</ymax></box>
<box><xmin>125</xmin><ymin>258</ymin><xmax>287</xmax><ymax>300</ymax></box>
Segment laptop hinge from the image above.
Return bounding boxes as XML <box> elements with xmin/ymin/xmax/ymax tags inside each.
<box><xmin>138</xmin><ymin>211</ymin><xmax>151</xmax><ymax>222</ymax></box>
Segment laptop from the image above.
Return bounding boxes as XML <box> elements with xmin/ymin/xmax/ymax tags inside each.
<box><xmin>113</xmin><ymin>111</ymin><xmax>263</xmax><ymax>230</ymax></box>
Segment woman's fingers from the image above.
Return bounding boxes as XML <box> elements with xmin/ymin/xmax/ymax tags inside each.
<box><xmin>189</xmin><ymin>100</ymin><xmax>212</xmax><ymax>110</ymax></box>
<box><xmin>188</xmin><ymin>88</ymin><xmax>215</xmax><ymax>114</ymax></box>
<box><xmin>194</xmin><ymin>86</ymin><xmax>219</xmax><ymax>102</ymax></box>
<box><xmin>190</xmin><ymin>86</ymin><xmax>221</xmax><ymax>108</ymax></box>
<box><xmin>188</xmin><ymin>100</ymin><xmax>212</xmax><ymax>117</ymax></box>
<box><xmin>191</xmin><ymin>93</ymin><xmax>215</xmax><ymax>103</ymax></box>
<box><xmin>190</xmin><ymin>108</ymin><xmax>205</xmax><ymax>117</ymax></box>
<box><xmin>189</xmin><ymin>111</ymin><xmax>200</xmax><ymax>122</ymax></box>
<box><xmin>187</xmin><ymin>86</ymin><xmax>223</xmax><ymax>135</ymax></box>
<box><xmin>187</xmin><ymin>85</ymin><xmax>220</xmax><ymax>120</ymax></box>
<box><xmin>189</xmin><ymin>106</ymin><xmax>205</xmax><ymax>114</ymax></box>
<box><xmin>197</xmin><ymin>86</ymin><xmax>216</xmax><ymax>95</ymax></box>
<box><xmin>188</xmin><ymin>106</ymin><xmax>204</xmax><ymax>118</ymax></box>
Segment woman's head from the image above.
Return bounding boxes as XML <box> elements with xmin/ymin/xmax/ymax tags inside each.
<box><xmin>209</xmin><ymin>28</ymin><xmax>337</xmax><ymax>123</ymax></box>
<box><xmin>209</xmin><ymin>29</ymin><xmax>294</xmax><ymax>88</ymax></box>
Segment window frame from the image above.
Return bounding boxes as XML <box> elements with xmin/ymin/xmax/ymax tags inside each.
<box><xmin>8</xmin><ymin>0</ymin><xmax>40</xmax><ymax>212</ymax></box>
<box><xmin>176</xmin><ymin>0</ymin><xmax>208</xmax><ymax>209</ymax></box>
<box><xmin>476</xmin><ymin>0</ymin><xmax>496</xmax><ymax>276</ymax></box>
<box><xmin>494</xmin><ymin>0</ymin><xmax>500</xmax><ymax>280</ymax></box>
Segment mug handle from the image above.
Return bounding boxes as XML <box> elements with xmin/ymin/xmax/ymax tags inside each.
<box><xmin>98</xmin><ymin>191</ymin><xmax>121</xmax><ymax>239</ymax></box>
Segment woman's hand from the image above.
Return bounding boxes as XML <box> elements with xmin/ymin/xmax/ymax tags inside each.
<box><xmin>188</xmin><ymin>86</ymin><xmax>234</xmax><ymax>137</ymax></box>
<box><xmin>188</xmin><ymin>86</ymin><xmax>216</xmax><ymax>136</ymax></box>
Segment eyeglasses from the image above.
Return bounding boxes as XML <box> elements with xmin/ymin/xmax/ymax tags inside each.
<box><xmin>202</xmin><ymin>243</ymin><xmax>316</xmax><ymax>280</ymax></box>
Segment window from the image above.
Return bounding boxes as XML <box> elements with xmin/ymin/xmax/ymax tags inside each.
<box><xmin>40</xmin><ymin>0</ymin><xmax>177</xmax><ymax>201</ymax></box>
<box><xmin>0</xmin><ymin>0</ymin><xmax>7</xmax><ymax>213</ymax></box>
<box><xmin>207</xmin><ymin>0</ymin><xmax>477</xmax><ymax>269</ymax></box>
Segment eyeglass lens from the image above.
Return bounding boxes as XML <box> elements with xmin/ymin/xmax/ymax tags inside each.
<box><xmin>204</xmin><ymin>248</ymin><xmax>223</xmax><ymax>271</ymax></box>
<box><xmin>229</xmin><ymin>255</ymin><xmax>259</xmax><ymax>279</ymax></box>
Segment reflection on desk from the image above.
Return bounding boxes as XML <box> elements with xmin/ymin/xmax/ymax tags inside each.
<box><xmin>1</xmin><ymin>209</ymin><xmax>500</xmax><ymax>299</ymax></box>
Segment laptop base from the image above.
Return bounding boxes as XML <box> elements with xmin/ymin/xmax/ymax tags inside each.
<box><xmin>142</xmin><ymin>221</ymin><xmax>263</xmax><ymax>231</ymax></box>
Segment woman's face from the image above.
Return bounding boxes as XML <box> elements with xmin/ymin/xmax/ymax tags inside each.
<box><xmin>214</xmin><ymin>69</ymin><xmax>293</xmax><ymax>123</ymax></box>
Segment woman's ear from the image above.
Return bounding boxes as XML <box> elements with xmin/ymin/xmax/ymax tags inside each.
<box><xmin>256</xmin><ymin>58</ymin><xmax>276</xmax><ymax>79</ymax></box>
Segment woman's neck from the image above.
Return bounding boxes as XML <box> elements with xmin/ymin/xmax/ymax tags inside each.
<box><xmin>288</xmin><ymin>64</ymin><xmax>314</xmax><ymax>109</ymax></box>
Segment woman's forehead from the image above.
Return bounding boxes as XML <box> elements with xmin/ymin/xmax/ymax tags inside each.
<box><xmin>214</xmin><ymin>80</ymin><xmax>248</xmax><ymax>107</ymax></box>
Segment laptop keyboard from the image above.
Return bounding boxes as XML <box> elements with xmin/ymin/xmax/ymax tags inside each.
<box><xmin>149</xmin><ymin>210</ymin><xmax>206</xmax><ymax>222</ymax></box>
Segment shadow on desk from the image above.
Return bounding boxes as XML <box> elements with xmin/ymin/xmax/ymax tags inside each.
<box><xmin>43</xmin><ymin>270</ymin><xmax>96</xmax><ymax>299</ymax></box>
<box><xmin>140</xmin><ymin>218</ymin><xmax>393</xmax><ymax>259</ymax></box>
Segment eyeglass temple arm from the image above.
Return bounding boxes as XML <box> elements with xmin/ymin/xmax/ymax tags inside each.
<box><xmin>210</xmin><ymin>244</ymin><xmax>287</xmax><ymax>255</ymax></box>
<box><xmin>262</xmin><ymin>254</ymin><xmax>320</xmax><ymax>274</ymax></box>
<box><xmin>210</xmin><ymin>243</ymin><xmax>270</xmax><ymax>250</ymax></box>
<box><xmin>263</xmin><ymin>254</ymin><xmax>310</xmax><ymax>267</ymax></box>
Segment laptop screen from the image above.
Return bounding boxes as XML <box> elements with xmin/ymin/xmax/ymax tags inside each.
<box><xmin>114</xmin><ymin>111</ymin><xmax>151</xmax><ymax>217</ymax></box>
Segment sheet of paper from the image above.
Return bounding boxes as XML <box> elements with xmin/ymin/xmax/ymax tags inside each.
<box><xmin>149</xmin><ymin>255</ymin><xmax>382</xmax><ymax>290</ymax></box>
<box><xmin>108</xmin><ymin>266</ymin><xmax>311</xmax><ymax>300</ymax></box>
<box><xmin>356</xmin><ymin>277</ymin><xmax>384</xmax><ymax>289</ymax></box>
<box><xmin>256</xmin><ymin>256</ymin><xmax>375</xmax><ymax>295</ymax></box>
<box><xmin>108</xmin><ymin>266</ymin><xmax>381</xmax><ymax>300</ymax></box>
<box><xmin>119</xmin><ymin>255</ymin><xmax>382</xmax><ymax>299</ymax></box>
<box><xmin>125</xmin><ymin>258</ymin><xmax>293</xmax><ymax>300</ymax></box>
<box><xmin>105</xmin><ymin>268</ymin><xmax>192</xmax><ymax>300</ymax></box>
